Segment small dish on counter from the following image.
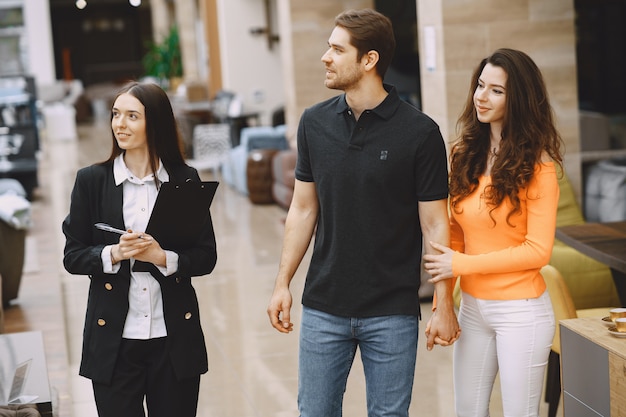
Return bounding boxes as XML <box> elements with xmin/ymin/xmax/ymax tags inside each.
<box><xmin>602</xmin><ymin>316</ymin><xmax>613</xmax><ymax>326</ymax></box>
<box><xmin>607</xmin><ymin>326</ymin><xmax>626</xmax><ymax>338</ymax></box>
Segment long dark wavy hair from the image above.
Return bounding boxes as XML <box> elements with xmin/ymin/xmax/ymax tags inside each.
<box><xmin>101</xmin><ymin>81</ymin><xmax>186</xmax><ymax>182</ymax></box>
<box><xmin>450</xmin><ymin>48</ymin><xmax>563</xmax><ymax>224</ymax></box>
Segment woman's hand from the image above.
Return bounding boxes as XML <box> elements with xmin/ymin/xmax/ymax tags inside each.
<box><xmin>132</xmin><ymin>232</ymin><xmax>167</xmax><ymax>266</ymax></box>
<box><xmin>112</xmin><ymin>230</ymin><xmax>165</xmax><ymax>267</ymax></box>
<box><xmin>423</xmin><ymin>241</ymin><xmax>455</xmax><ymax>283</ymax></box>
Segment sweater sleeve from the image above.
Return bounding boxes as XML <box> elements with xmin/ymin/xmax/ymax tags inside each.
<box><xmin>451</xmin><ymin>165</ymin><xmax>559</xmax><ymax>276</ymax></box>
<box><xmin>450</xmin><ymin>211</ymin><xmax>465</xmax><ymax>253</ymax></box>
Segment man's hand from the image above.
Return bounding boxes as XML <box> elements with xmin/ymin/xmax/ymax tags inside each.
<box><xmin>267</xmin><ymin>285</ymin><xmax>294</xmax><ymax>333</ymax></box>
<box><xmin>425</xmin><ymin>304</ymin><xmax>460</xmax><ymax>351</ymax></box>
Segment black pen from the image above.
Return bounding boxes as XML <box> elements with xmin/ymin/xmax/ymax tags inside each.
<box><xmin>95</xmin><ymin>223</ymin><xmax>145</xmax><ymax>239</ymax></box>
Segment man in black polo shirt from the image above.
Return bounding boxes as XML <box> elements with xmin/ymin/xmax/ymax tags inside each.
<box><xmin>267</xmin><ymin>8</ymin><xmax>459</xmax><ymax>417</ymax></box>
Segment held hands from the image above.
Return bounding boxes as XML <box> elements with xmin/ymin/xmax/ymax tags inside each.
<box><xmin>111</xmin><ymin>230</ymin><xmax>166</xmax><ymax>266</ymax></box>
<box><xmin>423</xmin><ymin>240</ymin><xmax>461</xmax><ymax>350</ymax></box>
<box><xmin>425</xmin><ymin>308</ymin><xmax>461</xmax><ymax>351</ymax></box>
<box><xmin>267</xmin><ymin>285</ymin><xmax>294</xmax><ymax>333</ymax></box>
<box><xmin>423</xmin><ymin>241</ymin><xmax>455</xmax><ymax>283</ymax></box>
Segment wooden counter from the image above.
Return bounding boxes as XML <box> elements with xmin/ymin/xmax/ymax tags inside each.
<box><xmin>560</xmin><ymin>317</ymin><xmax>626</xmax><ymax>417</ymax></box>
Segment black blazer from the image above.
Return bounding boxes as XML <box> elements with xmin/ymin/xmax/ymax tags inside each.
<box><xmin>62</xmin><ymin>161</ymin><xmax>217</xmax><ymax>384</ymax></box>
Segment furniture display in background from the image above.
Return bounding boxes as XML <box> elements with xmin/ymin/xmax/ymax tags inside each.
<box><xmin>36</xmin><ymin>79</ymin><xmax>90</xmax><ymax>124</ymax></box>
<box><xmin>271</xmin><ymin>148</ymin><xmax>296</xmax><ymax>210</ymax></box>
<box><xmin>0</xmin><ymin>331</ymin><xmax>52</xmax><ymax>416</ymax></box>
<box><xmin>549</xmin><ymin>169</ymin><xmax>620</xmax><ymax>310</ymax></box>
<box><xmin>203</xmin><ymin>90</ymin><xmax>260</xmax><ymax>148</ymax></box>
<box><xmin>556</xmin><ymin>221</ymin><xmax>626</xmax><ymax>305</ymax></box>
<box><xmin>585</xmin><ymin>158</ymin><xmax>626</xmax><ymax>222</ymax></box>
<box><xmin>247</xmin><ymin>149</ymin><xmax>280</xmax><ymax>204</ymax></box>
<box><xmin>0</xmin><ymin>76</ymin><xmax>39</xmax><ymax>200</ymax></box>
<box><xmin>185</xmin><ymin>123</ymin><xmax>232</xmax><ymax>175</ymax></box>
<box><xmin>222</xmin><ymin>125</ymin><xmax>289</xmax><ymax>195</ymax></box>
<box><xmin>0</xmin><ymin>179</ymin><xmax>30</xmax><ymax>307</ymax></box>
<box><xmin>172</xmin><ymin>89</ymin><xmax>260</xmax><ymax>157</ymax></box>
<box><xmin>560</xmin><ymin>317</ymin><xmax>626</xmax><ymax>417</ymax></box>
<box><xmin>541</xmin><ymin>265</ymin><xmax>615</xmax><ymax>417</ymax></box>
<box><xmin>545</xmin><ymin>170</ymin><xmax>621</xmax><ymax>415</ymax></box>
<box><xmin>579</xmin><ymin>111</ymin><xmax>626</xmax><ymax>223</ymax></box>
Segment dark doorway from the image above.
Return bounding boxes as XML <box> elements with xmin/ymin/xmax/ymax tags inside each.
<box><xmin>575</xmin><ymin>0</ymin><xmax>626</xmax><ymax>114</ymax></box>
<box><xmin>49</xmin><ymin>1</ymin><xmax>153</xmax><ymax>85</ymax></box>
<box><xmin>375</xmin><ymin>0</ymin><xmax>421</xmax><ymax>109</ymax></box>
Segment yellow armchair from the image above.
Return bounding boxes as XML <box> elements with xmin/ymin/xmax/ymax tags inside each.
<box><xmin>549</xmin><ymin>169</ymin><xmax>620</xmax><ymax>309</ymax></box>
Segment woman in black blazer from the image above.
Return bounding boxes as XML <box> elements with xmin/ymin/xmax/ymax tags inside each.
<box><xmin>62</xmin><ymin>82</ymin><xmax>216</xmax><ymax>417</ymax></box>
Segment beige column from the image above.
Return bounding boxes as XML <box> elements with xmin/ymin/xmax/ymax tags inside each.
<box><xmin>150</xmin><ymin>0</ymin><xmax>170</xmax><ymax>43</ymax></box>
<box><xmin>173</xmin><ymin>0</ymin><xmax>201</xmax><ymax>81</ymax></box>
<box><xmin>202</xmin><ymin>0</ymin><xmax>222</xmax><ymax>96</ymax></box>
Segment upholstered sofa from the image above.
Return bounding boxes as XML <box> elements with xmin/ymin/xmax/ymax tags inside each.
<box><xmin>271</xmin><ymin>149</ymin><xmax>297</xmax><ymax>210</ymax></box>
<box><xmin>222</xmin><ymin>125</ymin><xmax>289</xmax><ymax>195</ymax></box>
<box><xmin>0</xmin><ymin>179</ymin><xmax>29</xmax><ymax>307</ymax></box>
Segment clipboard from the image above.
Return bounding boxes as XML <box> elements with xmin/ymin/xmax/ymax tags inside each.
<box><xmin>144</xmin><ymin>181</ymin><xmax>219</xmax><ymax>250</ymax></box>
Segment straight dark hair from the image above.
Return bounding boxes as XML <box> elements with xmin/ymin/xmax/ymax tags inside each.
<box><xmin>102</xmin><ymin>81</ymin><xmax>186</xmax><ymax>180</ymax></box>
<box><xmin>335</xmin><ymin>8</ymin><xmax>396</xmax><ymax>79</ymax></box>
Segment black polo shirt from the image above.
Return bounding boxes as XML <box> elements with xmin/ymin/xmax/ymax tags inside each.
<box><xmin>296</xmin><ymin>85</ymin><xmax>448</xmax><ymax>317</ymax></box>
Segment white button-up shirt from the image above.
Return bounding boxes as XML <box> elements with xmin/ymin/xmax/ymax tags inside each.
<box><xmin>101</xmin><ymin>155</ymin><xmax>179</xmax><ymax>339</ymax></box>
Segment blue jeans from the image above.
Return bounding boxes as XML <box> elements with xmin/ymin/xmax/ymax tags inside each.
<box><xmin>298</xmin><ymin>306</ymin><xmax>419</xmax><ymax>417</ymax></box>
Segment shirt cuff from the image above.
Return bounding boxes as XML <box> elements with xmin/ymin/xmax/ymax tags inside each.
<box><xmin>102</xmin><ymin>245</ymin><xmax>121</xmax><ymax>274</ymax></box>
<box><xmin>158</xmin><ymin>250</ymin><xmax>179</xmax><ymax>276</ymax></box>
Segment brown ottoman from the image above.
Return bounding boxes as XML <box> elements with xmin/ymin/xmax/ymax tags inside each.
<box><xmin>271</xmin><ymin>149</ymin><xmax>296</xmax><ymax>210</ymax></box>
<box><xmin>247</xmin><ymin>149</ymin><xmax>278</xmax><ymax>204</ymax></box>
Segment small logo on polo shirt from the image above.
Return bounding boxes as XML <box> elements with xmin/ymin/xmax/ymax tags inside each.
<box><xmin>380</xmin><ymin>150</ymin><xmax>388</xmax><ymax>160</ymax></box>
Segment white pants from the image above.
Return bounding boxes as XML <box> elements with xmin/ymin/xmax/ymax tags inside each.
<box><xmin>454</xmin><ymin>291</ymin><xmax>555</xmax><ymax>417</ymax></box>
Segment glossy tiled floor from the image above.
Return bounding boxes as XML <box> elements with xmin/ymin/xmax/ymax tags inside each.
<box><xmin>13</xmin><ymin>112</ymin><xmax>558</xmax><ymax>416</ymax></box>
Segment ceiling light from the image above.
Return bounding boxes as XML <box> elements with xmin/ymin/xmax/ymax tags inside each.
<box><xmin>129</xmin><ymin>0</ymin><xmax>141</xmax><ymax>6</ymax></box>
<box><xmin>76</xmin><ymin>0</ymin><xmax>87</xmax><ymax>9</ymax></box>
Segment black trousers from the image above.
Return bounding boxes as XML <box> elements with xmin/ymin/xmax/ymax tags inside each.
<box><xmin>92</xmin><ymin>337</ymin><xmax>201</xmax><ymax>417</ymax></box>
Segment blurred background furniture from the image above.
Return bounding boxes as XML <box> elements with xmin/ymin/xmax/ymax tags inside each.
<box><xmin>271</xmin><ymin>148</ymin><xmax>296</xmax><ymax>210</ymax></box>
<box><xmin>173</xmin><ymin>89</ymin><xmax>260</xmax><ymax>157</ymax></box>
<box><xmin>0</xmin><ymin>179</ymin><xmax>30</xmax><ymax>307</ymax></box>
<box><xmin>37</xmin><ymin>79</ymin><xmax>90</xmax><ymax>124</ymax></box>
<box><xmin>556</xmin><ymin>221</ymin><xmax>626</xmax><ymax>306</ymax></box>
<box><xmin>584</xmin><ymin>158</ymin><xmax>626</xmax><ymax>222</ymax></box>
<box><xmin>247</xmin><ymin>149</ymin><xmax>279</xmax><ymax>204</ymax></box>
<box><xmin>185</xmin><ymin>123</ymin><xmax>232</xmax><ymax>175</ymax></box>
<box><xmin>549</xmin><ymin>169</ymin><xmax>620</xmax><ymax>310</ymax></box>
<box><xmin>222</xmin><ymin>125</ymin><xmax>288</xmax><ymax>195</ymax></box>
<box><xmin>0</xmin><ymin>331</ymin><xmax>53</xmax><ymax>416</ymax></box>
<box><xmin>206</xmin><ymin>90</ymin><xmax>260</xmax><ymax>148</ymax></box>
<box><xmin>559</xmin><ymin>317</ymin><xmax>626</xmax><ymax>417</ymax></box>
<box><xmin>542</xmin><ymin>264</ymin><xmax>614</xmax><ymax>417</ymax></box>
<box><xmin>0</xmin><ymin>76</ymin><xmax>39</xmax><ymax>200</ymax></box>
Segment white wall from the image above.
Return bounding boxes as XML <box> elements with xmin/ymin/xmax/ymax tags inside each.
<box><xmin>23</xmin><ymin>0</ymin><xmax>55</xmax><ymax>85</ymax></box>
<box><xmin>216</xmin><ymin>0</ymin><xmax>284</xmax><ymax>125</ymax></box>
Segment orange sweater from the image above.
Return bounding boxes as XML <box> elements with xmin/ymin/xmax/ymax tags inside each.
<box><xmin>451</xmin><ymin>162</ymin><xmax>559</xmax><ymax>300</ymax></box>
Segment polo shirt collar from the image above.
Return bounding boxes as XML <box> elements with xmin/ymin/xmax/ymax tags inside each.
<box><xmin>335</xmin><ymin>83</ymin><xmax>401</xmax><ymax>121</ymax></box>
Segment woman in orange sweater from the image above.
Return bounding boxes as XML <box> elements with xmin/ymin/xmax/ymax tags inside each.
<box><xmin>424</xmin><ymin>48</ymin><xmax>563</xmax><ymax>416</ymax></box>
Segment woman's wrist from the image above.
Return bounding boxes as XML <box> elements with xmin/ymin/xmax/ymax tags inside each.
<box><xmin>110</xmin><ymin>246</ymin><xmax>118</xmax><ymax>264</ymax></box>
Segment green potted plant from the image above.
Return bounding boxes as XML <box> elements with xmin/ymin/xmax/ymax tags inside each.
<box><xmin>142</xmin><ymin>25</ymin><xmax>183</xmax><ymax>90</ymax></box>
